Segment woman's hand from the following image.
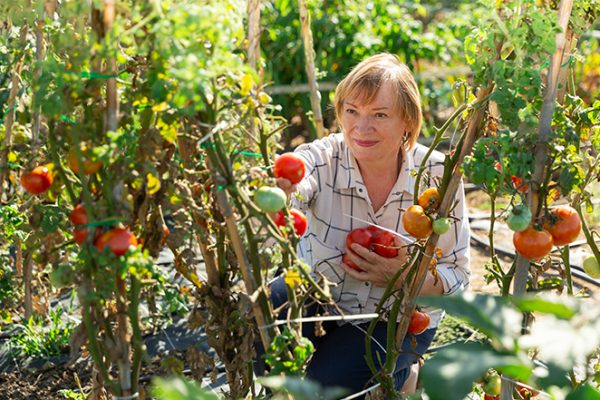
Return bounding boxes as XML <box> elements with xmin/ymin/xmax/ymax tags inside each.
<box><xmin>276</xmin><ymin>177</ymin><xmax>298</xmax><ymax>198</ymax></box>
<box><xmin>341</xmin><ymin>236</ymin><xmax>410</xmax><ymax>288</ymax></box>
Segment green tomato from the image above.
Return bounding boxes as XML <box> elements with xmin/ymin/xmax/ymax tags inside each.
<box><xmin>254</xmin><ymin>186</ymin><xmax>287</xmax><ymax>212</ymax></box>
<box><xmin>507</xmin><ymin>204</ymin><xmax>532</xmax><ymax>232</ymax></box>
<box><xmin>432</xmin><ymin>217</ymin><xmax>450</xmax><ymax>235</ymax></box>
<box><xmin>483</xmin><ymin>373</ymin><xmax>501</xmax><ymax>396</ymax></box>
<box><xmin>582</xmin><ymin>255</ymin><xmax>600</xmax><ymax>279</ymax></box>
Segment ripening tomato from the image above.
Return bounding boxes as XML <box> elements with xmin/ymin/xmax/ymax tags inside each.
<box><xmin>432</xmin><ymin>217</ymin><xmax>451</xmax><ymax>235</ymax></box>
<box><xmin>417</xmin><ymin>187</ymin><xmax>440</xmax><ymax>213</ymax></box>
<box><xmin>67</xmin><ymin>145</ymin><xmax>102</xmax><ymax>175</ymax></box>
<box><xmin>20</xmin><ymin>166</ymin><xmax>53</xmax><ymax>195</ymax></box>
<box><xmin>483</xmin><ymin>394</ymin><xmax>499</xmax><ymax>400</ymax></box>
<box><xmin>515</xmin><ymin>383</ymin><xmax>539</xmax><ymax>399</ymax></box>
<box><xmin>273</xmin><ymin>208</ymin><xmax>308</xmax><ymax>236</ymax></box>
<box><xmin>511</xmin><ymin>175</ymin><xmax>529</xmax><ymax>193</ymax></box>
<box><xmin>368</xmin><ymin>226</ymin><xmax>398</xmax><ymax>257</ymax></box>
<box><xmin>273</xmin><ymin>153</ymin><xmax>305</xmax><ymax>184</ymax></box>
<box><xmin>95</xmin><ymin>227</ymin><xmax>138</xmax><ymax>256</ymax></box>
<box><xmin>254</xmin><ymin>186</ymin><xmax>287</xmax><ymax>212</ymax></box>
<box><xmin>544</xmin><ymin>205</ymin><xmax>581</xmax><ymax>246</ymax></box>
<box><xmin>513</xmin><ymin>226</ymin><xmax>554</xmax><ymax>260</ymax></box>
<box><xmin>482</xmin><ymin>372</ymin><xmax>501</xmax><ymax>396</ymax></box>
<box><xmin>402</xmin><ymin>205</ymin><xmax>433</xmax><ymax>239</ymax></box>
<box><xmin>506</xmin><ymin>204</ymin><xmax>532</xmax><ymax>232</ymax></box>
<box><xmin>407</xmin><ymin>309</ymin><xmax>430</xmax><ymax>335</ymax></box>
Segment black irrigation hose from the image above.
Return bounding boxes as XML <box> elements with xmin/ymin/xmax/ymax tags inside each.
<box><xmin>469</xmin><ymin>228</ymin><xmax>600</xmax><ymax>288</ymax></box>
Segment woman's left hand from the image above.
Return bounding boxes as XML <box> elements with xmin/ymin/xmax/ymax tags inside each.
<box><xmin>341</xmin><ymin>236</ymin><xmax>410</xmax><ymax>288</ymax></box>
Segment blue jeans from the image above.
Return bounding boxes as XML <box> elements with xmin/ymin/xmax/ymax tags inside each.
<box><xmin>264</xmin><ymin>277</ymin><xmax>437</xmax><ymax>399</ymax></box>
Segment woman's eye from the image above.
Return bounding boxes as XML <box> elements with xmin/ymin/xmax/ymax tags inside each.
<box><xmin>345</xmin><ymin>108</ymin><xmax>357</xmax><ymax>115</ymax></box>
<box><xmin>375</xmin><ymin>113</ymin><xmax>388</xmax><ymax>119</ymax></box>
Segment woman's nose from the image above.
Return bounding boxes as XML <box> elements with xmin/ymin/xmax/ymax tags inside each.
<box><xmin>356</xmin><ymin>116</ymin><xmax>372</xmax><ymax>133</ymax></box>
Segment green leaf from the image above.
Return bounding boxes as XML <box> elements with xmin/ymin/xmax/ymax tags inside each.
<box><xmin>420</xmin><ymin>342</ymin><xmax>531</xmax><ymax>400</ymax></box>
<box><xmin>566</xmin><ymin>383</ymin><xmax>600</xmax><ymax>400</ymax></box>
<box><xmin>418</xmin><ymin>293</ymin><xmax>522</xmax><ymax>347</ymax></box>
<box><xmin>258</xmin><ymin>376</ymin><xmax>348</xmax><ymax>400</ymax></box>
<box><xmin>511</xmin><ymin>297</ymin><xmax>576</xmax><ymax>319</ymax></box>
<box><xmin>151</xmin><ymin>376</ymin><xmax>219</xmax><ymax>400</ymax></box>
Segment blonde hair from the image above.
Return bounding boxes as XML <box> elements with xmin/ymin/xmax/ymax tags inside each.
<box><xmin>334</xmin><ymin>53</ymin><xmax>422</xmax><ymax>150</ymax></box>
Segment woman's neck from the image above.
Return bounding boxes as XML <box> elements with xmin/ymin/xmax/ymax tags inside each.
<box><xmin>356</xmin><ymin>150</ymin><xmax>403</xmax><ymax>184</ymax></box>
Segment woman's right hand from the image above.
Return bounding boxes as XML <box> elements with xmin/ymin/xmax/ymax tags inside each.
<box><xmin>276</xmin><ymin>177</ymin><xmax>297</xmax><ymax>198</ymax></box>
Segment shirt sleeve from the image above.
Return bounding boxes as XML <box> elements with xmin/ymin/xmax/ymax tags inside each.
<box><xmin>289</xmin><ymin>139</ymin><xmax>333</xmax><ymax>212</ymax></box>
<box><xmin>434</xmin><ymin>180</ymin><xmax>471</xmax><ymax>295</ymax></box>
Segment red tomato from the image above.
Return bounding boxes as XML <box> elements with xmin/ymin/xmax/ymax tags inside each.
<box><xmin>273</xmin><ymin>208</ymin><xmax>308</xmax><ymax>236</ymax></box>
<box><xmin>544</xmin><ymin>205</ymin><xmax>581</xmax><ymax>246</ymax></box>
<box><xmin>402</xmin><ymin>205</ymin><xmax>433</xmax><ymax>239</ymax></box>
<box><xmin>273</xmin><ymin>153</ymin><xmax>305</xmax><ymax>184</ymax></box>
<box><xmin>346</xmin><ymin>227</ymin><xmax>374</xmax><ymax>249</ymax></box>
<box><xmin>20</xmin><ymin>166</ymin><xmax>53</xmax><ymax>195</ymax></box>
<box><xmin>513</xmin><ymin>226</ymin><xmax>554</xmax><ymax>260</ymax></box>
<box><xmin>95</xmin><ymin>227</ymin><xmax>138</xmax><ymax>256</ymax></box>
<box><xmin>408</xmin><ymin>309</ymin><xmax>431</xmax><ymax>335</ymax></box>
<box><xmin>368</xmin><ymin>226</ymin><xmax>398</xmax><ymax>257</ymax></box>
<box><xmin>69</xmin><ymin>204</ymin><xmax>88</xmax><ymax>225</ymax></box>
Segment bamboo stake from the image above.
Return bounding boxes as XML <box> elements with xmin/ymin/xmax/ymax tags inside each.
<box><xmin>247</xmin><ymin>0</ymin><xmax>261</xmax><ymax>73</ymax></box>
<box><xmin>512</xmin><ymin>0</ymin><xmax>573</xmax><ymax>297</ymax></box>
<box><xmin>24</xmin><ymin>253</ymin><xmax>33</xmax><ymax>319</ymax></box>
<box><xmin>297</xmin><ymin>0</ymin><xmax>325</xmax><ymax>139</ymax></box>
<box><xmin>104</xmin><ymin>0</ymin><xmax>119</xmax><ymax>132</ymax></box>
<box><xmin>0</xmin><ymin>24</ymin><xmax>28</xmax><ymax>200</ymax></box>
<box><xmin>32</xmin><ymin>14</ymin><xmax>46</xmax><ymax>146</ymax></box>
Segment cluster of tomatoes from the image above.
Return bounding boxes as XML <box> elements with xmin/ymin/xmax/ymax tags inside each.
<box><xmin>509</xmin><ymin>204</ymin><xmax>582</xmax><ymax>261</ymax></box>
<box><xmin>343</xmin><ymin>225</ymin><xmax>398</xmax><ymax>271</ymax></box>
<box><xmin>481</xmin><ymin>370</ymin><xmax>539</xmax><ymax>400</ymax></box>
<box><xmin>254</xmin><ymin>153</ymin><xmax>308</xmax><ymax>237</ymax></box>
<box><xmin>21</xmin><ymin>146</ymin><xmax>138</xmax><ymax>257</ymax></box>
<box><xmin>402</xmin><ymin>187</ymin><xmax>451</xmax><ymax>240</ymax></box>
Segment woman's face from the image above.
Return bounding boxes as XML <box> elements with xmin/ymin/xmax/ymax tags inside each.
<box><xmin>340</xmin><ymin>81</ymin><xmax>408</xmax><ymax>167</ymax></box>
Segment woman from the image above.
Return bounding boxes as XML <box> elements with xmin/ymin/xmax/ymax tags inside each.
<box><xmin>272</xmin><ymin>53</ymin><xmax>470</xmax><ymax>397</ymax></box>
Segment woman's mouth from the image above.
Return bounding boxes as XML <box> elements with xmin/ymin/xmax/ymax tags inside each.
<box><xmin>354</xmin><ymin>139</ymin><xmax>378</xmax><ymax>147</ymax></box>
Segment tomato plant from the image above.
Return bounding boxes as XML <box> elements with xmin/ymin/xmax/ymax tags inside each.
<box><xmin>273</xmin><ymin>153</ymin><xmax>305</xmax><ymax>184</ymax></box>
<box><xmin>418</xmin><ymin>187</ymin><xmax>440</xmax><ymax>213</ymax></box>
<box><xmin>20</xmin><ymin>166</ymin><xmax>53</xmax><ymax>195</ymax></box>
<box><xmin>513</xmin><ymin>226</ymin><xmax>554</xmax><ymax>260</ymax></box>
<box><xmin>506</xmin><ymin>204</ymin><xmax>532</xmax><ymax>232</ymax></box>
<box><xmin>544</xmin><ymin>205</ymin><xmax>581</xmax><ymax>246</ymax></box>
<box><xmin>254</xmin><ymin>186</ymin><xmax>287</xmax><ymax>212</ymax></box>
<box><xmin>407</xmin><ymin>309</ymin><xmax>430</xmax><ymax>335</ymax></box>
<box><xmin>95</xmin><ymin>228</ymin><xmax>138</xmax><ymax>257</ymax></box>
<box><xmin>273</xmin><ymin>208</ymin><xmax>308</xmax><ymax>236</ymax></box>
<box><xmin>402</xmin><ymin>205</ymin><xmax>433</xmax><ymax>239</ymax></box>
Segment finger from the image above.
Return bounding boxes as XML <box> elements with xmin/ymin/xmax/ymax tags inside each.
<box><xmin>276</xmin><ymin>177</ymin><xmax>297</xmax><ymax>195</ymax></box>
<box><xmin>345</xmin><ymin>248</ymin><xmax>375</xmax><ymax>272</ymax></box>
<box><xmin>350</xmin><ymin>243</ymin><xmax>381</xmax><ymax>263</ymax></box>
<box><xmin>340</xmin><ymin>262</ymin><xmax>369</xmax><ymax>281</ymax></box>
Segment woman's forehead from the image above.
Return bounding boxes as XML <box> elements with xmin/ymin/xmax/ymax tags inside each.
<box><xmin>345</xmin><ymin>82</ymin><xmax>396</xmax><ymax>108</ymax></box>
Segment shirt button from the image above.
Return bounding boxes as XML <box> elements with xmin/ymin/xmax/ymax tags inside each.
<box><xmin>365</xmin><ymin>282</ymin><xmax>370</xmax><ymax>287</ymax></box>
<box><xmin>358</xmin><ymin>188</ymin><xmax>363</xmax><ymax>193</ymax></box>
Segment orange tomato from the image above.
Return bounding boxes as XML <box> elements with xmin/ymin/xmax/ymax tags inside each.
<box><xmin>513</xmin><ymin>226</ymin><xmax>554</xmax><ymax>260</ymax></box>
<box><xmin>417</xmin><ymin>187</ymin><xmax>440</xmax><ymax>213</ymax></box>
<box><xmin>95</xmin><ymin>227</ymin><xmax>137</xmax><ymax>256</ymax></box>
<box><xmin>67</xmin><ymin>145</ymin><xmax>102</xmax><ymax>175</ymax></box>
<box><xmin>402</xmin><ymin>205</ymin><xmax>433</xmax><ymax>239</ymax></box>
<box><xmin>20</xmin><ymin>166</ymin><xmax>53</xmax><ymax>194</ymax></box>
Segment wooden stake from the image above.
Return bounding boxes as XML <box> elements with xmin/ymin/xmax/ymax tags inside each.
<box><xmin>297</xmin><ymin>0</ymin><xmax>325</xmax><ymax>139</ymax></box>
<box><xmin>247</xmin><ymin>0</ymin><xmax>261</xmax><ymax>73</ymax></box>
